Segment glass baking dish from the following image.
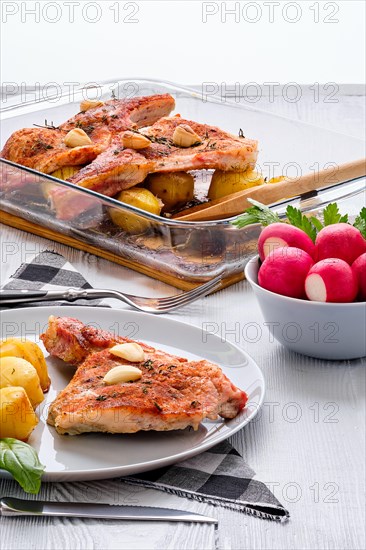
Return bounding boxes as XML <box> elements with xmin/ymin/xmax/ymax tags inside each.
<box><xmin>1</xmin><ymin>79</ymin><xmax>365</xmax><ymax>288</ymax></box>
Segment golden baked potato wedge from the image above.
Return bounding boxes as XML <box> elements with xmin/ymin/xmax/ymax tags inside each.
<box><xmin>0</xmin><ymin>386</ymin><xmax>38</xmax><ymax>441</ymax></box>
<box><xmin>208</xmin><ymin>169</ymin><xmax>265</xmax><ymax>200</ymax></box>
<box><xmin>268</xmin><ymin>176</ymin><xmax>286</xmax><ymax>184</ymax></box>
<box><xmin>0</xmin><ymin>338</ymin><xmax>50</xmax><ymax>392</ymax></box>
<box><xmin>0</xmin><ymin>357</ymin><xmax>44</xmax><ymax>409</ymax></box>
<box><xmin>146</xmin><ymin>172</ymin><xmax>194</xmax><ymax>212</ymax></box>
<box><xmin>109</xmin><ymin>188</ymin><xmax>163</xmax><ymax>234</ymax></box>
<box><xmin>42</xmin><ymin>166</ymin><xmax>81</xmax><ymax>200</ymax></box>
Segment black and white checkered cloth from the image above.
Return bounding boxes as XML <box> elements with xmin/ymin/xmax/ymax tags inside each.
<box><xmin>1</xmin><ymin>250</ymin><xmax>104</xmax><ymax>307</ymax></box>
<box><xmin>124</xmin><ymin>440</ymin><xmax>289</xmax><ymax>522</ymax></box>
<box><xmin>2</xmin><ymin>250</ymin><xmax>289</xmax><ymax>522</ymax></box>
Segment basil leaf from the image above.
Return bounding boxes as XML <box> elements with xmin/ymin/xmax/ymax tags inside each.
<box><xmin>0</xmin><ymin>438</ymin><xmax>45</xmax><ymax>494</ymax></box>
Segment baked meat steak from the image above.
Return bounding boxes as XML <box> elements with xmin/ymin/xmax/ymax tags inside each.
<box><xmin>50</xmin><ymin>114</ymin><xmax>258</xmax><ymax>219</ymax></box>
<box><xmin>41</xmin><ymin>316</ymin><xmax>248</xmax><ymax>435</ymax></box>
<box><xmin>0</xmin><ymin>94</ymin><xmax>175</xmax><ymax>188</ymax></box>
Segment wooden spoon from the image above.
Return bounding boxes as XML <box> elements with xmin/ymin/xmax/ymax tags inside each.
<box><xmin>173</xmin><ymin>159</ymin><xmax>366</xmax><ymax>222</ymax></box>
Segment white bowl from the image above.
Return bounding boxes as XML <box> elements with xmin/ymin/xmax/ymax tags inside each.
<box><xmin>245</xmin><ymin>257</ymin><xmax>366</xmax><ymax>360</ymax></box>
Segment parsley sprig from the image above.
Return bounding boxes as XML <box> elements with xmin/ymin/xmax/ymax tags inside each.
<box><xmin>286</xmin><ymin>205</ymin><xmax>317</xmax><ymax>241</ymax></box>
<box><xmin>232</xmin><ymin>199</ymin><xmax>281</xmax><ymax>228</ymax></box>
<box><xmin>354</xmin><ymin>207</ymin><xmax>366</xmax><ymax>239</ymax></box>
<box><xmin>232</xmin><ymin>200</ymin><xmax>366</xmax><ymax>242</ymax></box>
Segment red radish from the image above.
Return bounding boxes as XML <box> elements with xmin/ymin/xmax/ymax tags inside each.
<box><xmin>258</xmin><ymin>223</ymin><xmax>315</xmax><ymax>261</ymax></box>
<box><xmin>352</xmin><ymin>253</ymin><xmax>366</xmax><ymax>301</ymax></box>
<box><xmin>315</xmin><ymin>223</ymin><xmax>366</xmax><ymax>264</ymax></box>
<box><xmin>305</xmin><ymin>258</ymin><xmax>358</xmax><ymax>303</ymax></box>
<box><xmin>258</xmin><ymin>247</ymin><xmax>314</xmax><ymax>299</ymax></box>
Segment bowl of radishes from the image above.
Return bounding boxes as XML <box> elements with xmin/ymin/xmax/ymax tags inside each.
<box><xmin>240</xmin><ymin>201</ymin><xmax>366</xmax><ymax>360</ymax></box>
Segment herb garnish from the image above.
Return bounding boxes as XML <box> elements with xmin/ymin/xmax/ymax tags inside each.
<box><xmin>96</xmin><ymin>395</ymin><xmax>108</xmax><ymax>401</ymax></box>
<box><xmin>0</xmin><ymin>438</ymin><xmax>45</xmax><ymax>494</ymax></box>
<box><xmin>75</xmin><ymin>121</ymin><xmax>95</xmax><ymax>135</ymax></box>
<box><xmin>232</xmin><ymin>199</ymin><xmax>280</xmax><ymax>229</ymax></box>
<box><xmin>143</xmin><ymin>360</ymin><xmax>154</xmax><ymax>370</ymax></box>
<box><xmin>33</xmin><ymin>119</ymin><xmax>58</xmax><ymax>130</ymax></box>
<box><xmin>286</xmin><ymin>205</ymin><xmax>317</xmax><ymax>241</ymax></box>
<box><xmin>153</xmin><ymin>401</ymin><xmax>162</xmax><ymax>412</ymax></box>
<box><xmin>354</xmin><ymin>207</ymin><xmax>366</xmax><ymax>239</ymax></box>
<box><xmin>232</xmin><ymin>200</ymin><xmax>366</xmax><ymax>242</ymax></box>
<box><xmin>30</xmin><ymin>140</ymin><xmax>54</xmax><ymax>154</ymax></box>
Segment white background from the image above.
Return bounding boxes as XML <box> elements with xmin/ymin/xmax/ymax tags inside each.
<box><xmin>1</xmin><ymin>0</ymin><xmax>365</xmax><ymax>87</ymax></box>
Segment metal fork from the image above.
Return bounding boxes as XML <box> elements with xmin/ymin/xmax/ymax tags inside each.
<box><xmin>0</xmin><ymin>275</ymin><xmax>222</xmax><ymax>314</ymax></box>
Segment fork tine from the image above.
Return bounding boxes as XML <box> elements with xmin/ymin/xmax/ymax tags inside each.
<box><xmin>155</xmin><ymin>288</ymin><xmax>220</xmax><ymax>312</ymax></box>
<box><xmin>154</xmin><ymin>277</ymin><xmax>223</xmax><ymax>311</ymax></box>
<box><xmin>154</xmin><ymin>275</ymin><xmax>222</xmax><ymax>307</ymax></box>
<box><xmin>156</xmin><ymin>274</ymin><xmax>222</xmax><ymax>303</ymax></box>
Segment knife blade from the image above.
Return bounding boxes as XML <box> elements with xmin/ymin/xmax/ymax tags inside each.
<box><xmin>0</xmin><ymin>497</ymin><xmax>217</xmax><ymax>524</ymax></box>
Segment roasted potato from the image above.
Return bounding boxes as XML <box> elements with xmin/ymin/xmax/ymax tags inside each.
<box><xmin>146</xmin><ymin>172</ymin><xmax>194</xmax><ymax>212</ymax></box>
<box><xmin>208</xmin><ymin>169</ymin><xmax>265</xmax><ymax>200</ymax></box>
<box><xmin>268</xmin><ymin>176</ymin><xmax>286</xmax><ymax>184</ymax></box>
<box><xmin>50</xmin><ymin>166</ymin><xmax>81</xmax><ymax>181</ymax></box>
<box><xmin>42</xmin><ymin>166</ymin><xmax>81</xmax><ymax>199</ymax></box>
<box><xmin>0</xmin><ymin>338</ymin><xmax>50</xmax><ymax>392</ymax></box>
<box><xmin>109</xmin><ymin>188</ymin><xmax>163</xmax><ymax>234</ymax></box>
<box><xmin>0</xmin><ymin>357</ymin><xmax>44</xmax><ymax>409</ymax></box>
<box><xmin>0</xmin><ymin>387</ymin><xmax>38</xmax><ymax>441</ymax></box>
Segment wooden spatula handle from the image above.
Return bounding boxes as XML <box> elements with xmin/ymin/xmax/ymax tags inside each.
<box><xmin>175</xmin><ymin>158</ymin><xmax>366</xmax><ymax>222</ymax></box>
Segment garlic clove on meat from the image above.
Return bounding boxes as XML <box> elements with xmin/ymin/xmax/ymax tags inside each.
<box><xmin>103</xmin><ymin>365</ymin><xmax>142</xmax><ymax>385</ymax></box>
<box><xmin>64</xmin><ymin>128</ymin><xmax>92</xmax><ymax>148</ymax></box>
<box><xmin>110</xmin><ymin>343</ymin><xmax>145</xmax><ymax>363</ymax></box>
<box><xmin>122</xmin><ymin>131</ymin><xmax>151</xmax><ymax>150</ymax></box>
<box><xmin>80</xmin><ymin>99</ymin><xmax>104</xmax><ymax>112</ymax></box>
<box><xmin>172</xmin><ymin>124</ymin><xmax>202</xmax><ymax>148</ymax></box>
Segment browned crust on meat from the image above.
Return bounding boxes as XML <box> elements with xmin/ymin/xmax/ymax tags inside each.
<box><xmin>69</xmin><ymin>115</ymin><xmax>258</xmax><ymax>189</ymax></box>
<box><xmin>41</xmin><ymin>316</ymin><xmax>248</xmax><ymax>435</ymax></box>
<box><xmin>1</xmin><ymin>95</ymin><xmax>175</xmax><ymax>175</ymax></box>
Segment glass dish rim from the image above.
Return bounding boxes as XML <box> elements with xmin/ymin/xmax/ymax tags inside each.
<box><xmin>1</xmin><ymin>158</ymin><xmax>365</xmax><ymax>229</ymax></box>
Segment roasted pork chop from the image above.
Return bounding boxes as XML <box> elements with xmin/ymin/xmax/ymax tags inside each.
<box><xmin>69</xmin><ymin>114</ymin><xmax>258</xmax><ymax>188</ymax></box>
<box><xmin>50</xmin><ymin>114</ymin><xmax>258</xmax><ymax>219</ymax></box>
<box><xmin>0</xmin><ymin>94</ymin><xmax>175</xmax><ymax>181</ymax></box>
<box><xmin>0</xmin><ymin>126</ymin><xmax>109</xmax><ymax>175</ymax></box>
<box><xmin>41</xmin><ymin>316</ymin><xmax>248</xmax><ymax>435</ymax></box>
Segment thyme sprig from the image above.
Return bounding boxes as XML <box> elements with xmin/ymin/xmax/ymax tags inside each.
<box><xmin>33</xmin><ymin>119</ymin><xmax>58</xmax><ymax>130</ymax></box>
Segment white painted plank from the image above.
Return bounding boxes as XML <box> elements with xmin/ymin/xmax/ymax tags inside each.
<box><xmin>1</xmin><ymin>96</ymin><xmax>365</xmax><ymax>550</ymax></box>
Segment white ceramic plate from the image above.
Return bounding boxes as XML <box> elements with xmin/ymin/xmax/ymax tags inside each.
<box><xmin>0</xmin><ymin>306</ymin><xmax>265</xmax><ymax>481</ymax></box>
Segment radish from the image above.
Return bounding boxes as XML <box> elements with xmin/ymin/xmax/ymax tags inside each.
<box><xmin>352</xmin><ymin>253</ymin><xmax>366</xmax><ymax>301</ymax></box>
<box><xmin>258</xmin><ymin>247</ymin><xmax>314</xmax><ymax>299</ymax></box>
<box><xmin>315</xmin><ymin>223</ymin><xmax>366</xmax><ymax>264</ymax></box>
<box><xmin>305</xmin><ymin>259</ymin><xmax>358</xmax><ymax>303</ymax></box>
<box><xmin>258</xmin><ymin>223</ymin><xmax>315</xmax><ymax>261</ymax></box>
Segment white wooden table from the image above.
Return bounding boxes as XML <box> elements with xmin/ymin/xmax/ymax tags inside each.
<box><xmin>0</xmin><ymin>95</ymin><xmax>365</xmax><ymax>550</ymax></box>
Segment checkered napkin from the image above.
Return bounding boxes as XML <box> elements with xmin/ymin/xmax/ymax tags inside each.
<box><xmin>123</xmin><ymin>440</ymin><xmax>289</xmax><ymax>522</ymax></box>
<box><xmin>1</xmin><ymin>250</ymin><xmax>104</xmax><ymax>307</ymax></box>
<box><xmin>2</xmin><ymin>251</ymin><xmax>289</xmax><ymax>522</ymax></box>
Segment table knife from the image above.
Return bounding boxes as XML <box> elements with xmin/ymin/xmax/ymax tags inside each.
<box><xmin>0</xmin><ymin>497</ymin><xmax>217</xmax><ymax>524</ymax></box>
